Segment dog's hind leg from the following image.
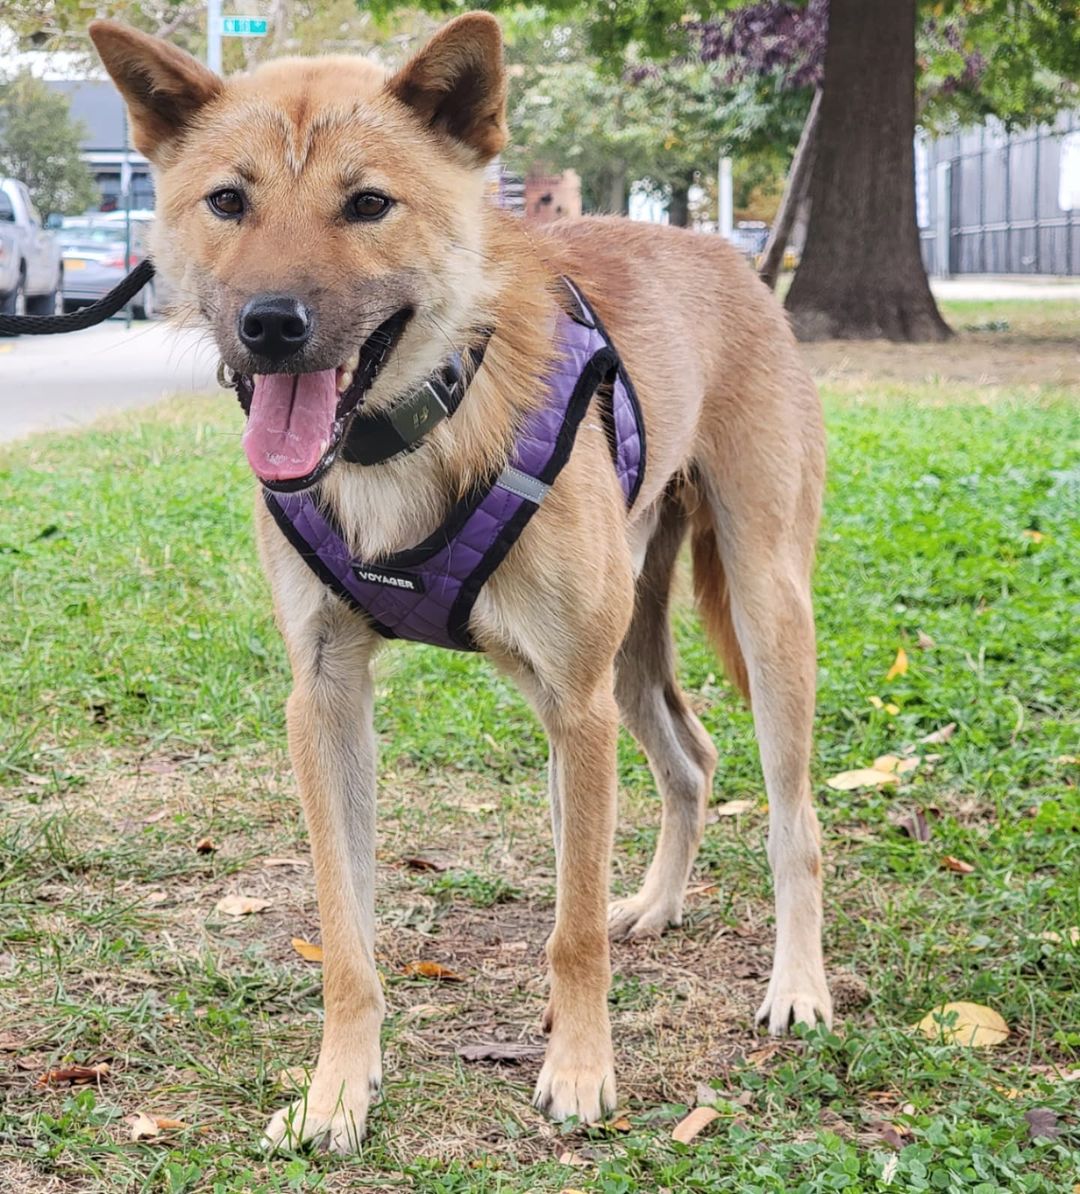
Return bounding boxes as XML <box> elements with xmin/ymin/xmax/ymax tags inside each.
<box><xmin>692</xmin><ymin>387</ymin><xmax>832</xmax><ymax>1033</ymax></box>
<box><xmin>609</xmin><ymin>486</ymin><xmax>718</xmax><ymax>939</ymax></box>
<box><xmin>262</xmin><ymin>595</ymin><xmax>384</xmax><ymax>1155</ymax></box>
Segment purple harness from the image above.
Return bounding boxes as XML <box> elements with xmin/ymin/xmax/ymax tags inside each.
<box><xmin>264</xmin><ymin>279</ymin><xmax>645</xmax><ymax>651</ymax></box>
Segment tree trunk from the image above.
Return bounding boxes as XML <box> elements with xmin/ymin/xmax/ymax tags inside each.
<box><xmin>785</xmin><ymin>0</ymin><xmax>951</xmax><ymax>341</ymax></box>
<box><xmin>759</xmin><ymin>89</ymin><xmax>821</xmax><ymax>290</ymax></box>
<box><xmin>606</xmin><ymin>166</ymin><xmax>627</xmax><ymax>216</ymax></box>
<box><xmin>668</xmin><ymin>172</ymin><xmax>692</xmax><ymax>227</ymax></box>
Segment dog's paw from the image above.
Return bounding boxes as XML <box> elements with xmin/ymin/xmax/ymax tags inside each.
<box><xmin>608</xmin><ymin>891</ymin><xmax>681</xmax><ymax>940</ymax></box>
<box><xmin>533</xmin><ymin>1042</ymin><xmax>617</xmax><ymax>1124</ymax></box>
<box><xmin>755</xmin><ymin>963</ymin><xmax>833</xmax><ymax>1035</ymax></box>
<box><xmin>262</xmin><ymin>1070</ymin><xmax>379</xmax><ymax>1154</ymax></box>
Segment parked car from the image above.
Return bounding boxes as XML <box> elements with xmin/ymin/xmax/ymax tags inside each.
<box><xmin>0</xmin><ymin>179</ymin><xmax>64</xmax><ymax>323</ymax></box>
<box><xmin>58</xmin><ymin>220</ymin><xmax>161</xmax><ymax>320</ymax></box>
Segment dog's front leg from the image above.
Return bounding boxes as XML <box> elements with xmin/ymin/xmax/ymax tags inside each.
<box><xmin>263</xmin><ymin>627</ymin><xmax>382</xmax><ymax>1155</ymax></box>
<box><xmin>533</xmin><ymin>676</ymin><xmax>619</xmax><ymax>1123</ymax></box>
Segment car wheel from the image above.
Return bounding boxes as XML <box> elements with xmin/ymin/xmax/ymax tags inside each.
<box><xmin>25</xmin><ymin>286</ymin><xmax>61</xmax><ymax>317</ymax></box>
<box><xmin>0</xmin><ymin>272</ymin><xmax>26</xmax><ymax>336</ymax></box>
<box><xmin>133</xmin><ymin>281</ymin><xmax>156</xmax><ymax>321</ymax></box>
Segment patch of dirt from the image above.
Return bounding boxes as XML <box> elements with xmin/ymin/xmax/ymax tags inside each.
<box><xmin>801</xmin><ymin>332</ymin><xmax>1079</xmax><ymax>387</ymax></box>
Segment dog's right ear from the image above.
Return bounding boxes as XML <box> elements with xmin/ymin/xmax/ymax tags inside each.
<box><xmin>88</xmin><ymin>21</ymin><xmax>222</xmax><ymax>163</ymax></box>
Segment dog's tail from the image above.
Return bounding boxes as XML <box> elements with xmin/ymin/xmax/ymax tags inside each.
<box><xmin>688</xmin><ymin>497</ymin><xmax>751</xmax><ymax>702</ymax></box>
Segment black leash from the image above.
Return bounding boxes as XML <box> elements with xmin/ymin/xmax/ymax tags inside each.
<box><xmin>0</xmin><ymin>260</ymin><xmax>156</xmax><ymax>335</ymax></box>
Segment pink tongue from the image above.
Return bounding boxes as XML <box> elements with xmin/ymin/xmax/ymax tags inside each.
<box><xmin>243</xmin><ymin>370</ymin><xmax>338</xmax><ymax>483</ymax></box>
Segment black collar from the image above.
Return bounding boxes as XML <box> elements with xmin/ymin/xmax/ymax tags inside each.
<box><xmin>341</xmin><ymin>333</ymin><xmax>491</xmax><ymax>467</ymax></box>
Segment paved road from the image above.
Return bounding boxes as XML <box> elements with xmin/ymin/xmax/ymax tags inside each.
<box><xmin>0</xmin><ymin>319</ymin><xmax>219</xmax><ymax>443</ymax></box>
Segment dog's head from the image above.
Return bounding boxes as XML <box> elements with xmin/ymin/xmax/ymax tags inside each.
<box><xmin>89</xmin><ymin>15</ymin><xmax>507</xmax><ymax>489</ymax></box>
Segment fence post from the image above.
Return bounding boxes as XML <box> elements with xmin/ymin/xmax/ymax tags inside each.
<box><xmin>933</xmin><ymin>162</ymin><xmax>952</xmax><ymax>278</ymax></box>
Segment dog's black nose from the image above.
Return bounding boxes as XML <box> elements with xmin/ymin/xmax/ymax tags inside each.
<box><xmin>237</xmin><ymin>295</ymin><xmax>313</xmax><ymax>360</ymax></box>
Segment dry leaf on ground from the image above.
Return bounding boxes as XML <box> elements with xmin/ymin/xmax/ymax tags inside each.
<box><xmin>1039</xmin><ymin>927</ymin><xmax>1080</xmax><ymax>946</ymax></box>
<box><xmin>916</xmin><ymin>1001</ymin><xmax>1008</xmax><ymax>1046</ymax></box>
<box><xmin>714</xmin><ymin>798</ymin><xmax>756</xmax><ymax>816</ymax></box>
<box><xmin>291</xmin><ymin>938</ymin><xmax>324</xmax><ymax>963</ymax></box>
<box><xmin>672</xmin><ymin>1106</ymin><xmax>720</xmax><ymax>1144</ymax></box>
<box><xmin>942</xmin><ymin>855</ymin><xmax>975</xmax><ymax>874</ymax></box>
<box><xmin>894</xmin><ymin>810</ymin><xmax>931</xmax><ymax>842</ymax></box>
<box><xmin>401</xmin><ymin>855</ymin><xmax>448</xmax><ymax>872</ymax></box>
<box><xmin>1023</xmin><ymin>1108</ymin><xmax>1060</xmax><ymax>1140</ymax></box>
<box><xmin>127</xmin><ymin>1112</ymin><xmax>160</xmax><ymax>1141</ymax></box>
<box><xmin>36</xmin><ymin>1062</ymin><xmax>110</xmax><ymax>1087</ymax></box>
<box><xmin>194</xmin><ymin>837</ymin><xmax>216</xmax><ymax>854</ymax></box>
<box><xmin>885</xmin><ymin>647</ymin><xmax>909</xmax><ymax>681</ymax></box>
<box><xmin>400</xmin><ymin>960</ymin><xmax>465</xmax><ymax>982</ymax></box>
<box><xmin>916</xmin><ymin>630</ymin><xmax>936</xmax><ymax>650</ymax></box>
<box><xmin>826</xmin><ymin>768</ymin><xmax>899</xmax><ymax>791</ymax></box>
<box><xmin>919</xmin><ymin>722</ymin><xmax>957</xmax><ymax>745</ymax></box>
<box><xmin>214</xmin><ymin>895</ymin><xmax>272</xmax><ymax>917</ymax></box>
<box><xmin>263</xmin><ymin>856</ymin><xmax>309</xmax><ymax>868</ymax></box>
<box><xmin>456</xmin><ymin>1041</ymin><xmax>545</xmax><ymax>1064</ymax></box>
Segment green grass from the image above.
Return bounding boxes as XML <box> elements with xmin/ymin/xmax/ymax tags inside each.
<box><xmin>0</xmin><ymin>353</ymin><xmax>1077</xmax><ymax>1191</ymax></box>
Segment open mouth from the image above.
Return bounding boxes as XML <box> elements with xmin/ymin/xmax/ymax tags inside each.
<box><xmin>234</xmin><ymin>308</ymin><xmax>413</xmax><ymax>491</ymax></box>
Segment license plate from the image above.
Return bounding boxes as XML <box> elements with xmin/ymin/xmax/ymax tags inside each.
<box><xmin>65</xmin><ymin>258</ymin><xmax>87</xmax><ymax>269</ymax></box>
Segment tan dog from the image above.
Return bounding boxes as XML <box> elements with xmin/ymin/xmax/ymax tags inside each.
<box><xmin>90</xmin><ymin>14</ymin><xmax>831</xmax><ymax>1153</ymax></box>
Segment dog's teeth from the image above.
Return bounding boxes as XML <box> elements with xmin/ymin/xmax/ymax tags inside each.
<box><xmin>337</xmin><ymin>369</ymin><xmax>354</xmax><ymax>394</ymax></box>
<box><xmin>344</xmin><ymin>349</ymin><xmax>360</xmax><ymax>373</ymax></box>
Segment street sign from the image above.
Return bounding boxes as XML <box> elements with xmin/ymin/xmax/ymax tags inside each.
<box><xmin>221</xmin><ymin>16</ymin><xmax>268</xmax><ymax>36</ymax></box>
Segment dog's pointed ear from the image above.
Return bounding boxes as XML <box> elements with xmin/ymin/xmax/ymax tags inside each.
<box><xmin>386</xmin><ymin>13</ymin><xmax>508</xmax><ymax>162</ymax></box>
<box><xmin>88</xmin><ymin>21</ymin><xmax>223</xmax><ymax>163</ymax></box>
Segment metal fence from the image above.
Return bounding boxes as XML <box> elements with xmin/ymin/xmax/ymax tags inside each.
<box><xmin>918</xmin><ymin>111</ymin><xmax>1080</xmax><ymax>276</ymax></box>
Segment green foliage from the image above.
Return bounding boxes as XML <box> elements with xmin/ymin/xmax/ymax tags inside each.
<box><xmin>0</xmin><ymin>71</ymin><xmax>98</xmax><ymax>217</ymax></box>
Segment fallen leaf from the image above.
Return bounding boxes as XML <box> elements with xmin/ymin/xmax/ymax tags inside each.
<box><xmin>874</xmin><ymin>754</ymin><xmax>902</xmax><ymax>772</ymax></box>
<box><xmin>127</xmin><ymin>1111</ymin><xmax>160</xmax><ymax>1141</ymax></box>
<box><xmin>608</xmin><ymin>1116</ymin><xmax>633</xmax><ymax>1133</ymax></box>
<box><xmin>885</xmin><ymin>702</ymin><xmax>900</xmax><ymax>716</ymax></box>
<box><xmin>1021</xmin><ymin>529</ymin><xmax>1045</xmax><ymax>543</ymax></box>
<box><xmin>916</xmin><ymin>1001</ymin><xmax>1008</xmax><ymax>1046</ymax></box>
<box><xmin>401</xmin><ymin>855</ymin><xmax>447</xmax><ymax>872</ymax></box>
<box><xmin>400</xmin><ymin>960</ymin><xmax>465</xmax><ymax>982</ymax></box>
<box><xmin>826</xmin><ymin>768</ymin><xmax>899</xmax><ymax>791</ymax></box>
<box><xmin>1054</xmin><ymin>755</ymin><xmax>1078</xmax><ymax>766</ymax></box>
<box><xmin>885</xmin><ymin>647</ymin><xmax>909</xmax><ymax>681</ymax></box>
<box><xmin>1039</xmin><ymin>927</ymin><xmax>1080</xmax><ymax>946</ymax></box>
<box><xmin>941</xmin><ymin>855</ymin><xmax>975</xmax><ymax>874</ymax></box>
<box><xmin>672</xmin><ymin>1106</ymin><xmax>719</xmax><ymax>1144</ymax></box>
<box><xmin>714</xmin><ymin>798</ymin><xmax>755</xmax><ymax>816</ymax></box>
<box><xmin>916</xmin><ymin>630</ymin><xmax>936</xmax><ymax>650</ymax></box>
<box><xmin>1023</xmin><ymin>1107</ymin><xmax>1060</xmax><ymax>1140</ymax></box>
<box><xmin>291</xmin><ymin>938</ymin><xmax>324</xmax><ymax>963</ymax></box>
<box><xmin>194</xmin><ymin>837</ymin><xmax>216</xmax><ymax>855</ymax></box>
<box><xmin>263</xmin><ymin>856</ymin><xmax>309</xmax><ymax>868</ymax></box>
<box><xmin>919</xmin><ymin>722</ymin><xmax>957</xmax><ymax>745</ymax></box>
<box><xmin>868</xmin><ymin>695</ymin><xmax>885</xmax><ymax>710</ymax></box>
<box><xmin>214</xmin><ymin>895</ymin><xmax>272</xmax><ymax>917</ymax></box>
<box><xmin>896</xmin><ymin>756</ymin><xmax>920</xmax><ymax>774</ymax></box>
<box><xmin>37</xmin><ymin>1062</ymin><xmax>110</xmax><ymax>1087</ymax></box>
<box><xmin>152</xmin><ymin>1117</ymin><xmax>188</xmax><ymax>1130</ymax></box>
<box><xmin>457</xmin><ymin>1041</ymin><xmax>545</xmax><ymax>1064</ymax></box>
<box><xmin>894</xmin><ymin>809</ymin><xmax>931</xmax><ymax>842</ymax></box>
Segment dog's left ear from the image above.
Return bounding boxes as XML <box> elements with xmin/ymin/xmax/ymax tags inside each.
<box><xmin>386</xmin><ymin>13</ymin><xmax>508</xmax><ymax>162</ymax></box>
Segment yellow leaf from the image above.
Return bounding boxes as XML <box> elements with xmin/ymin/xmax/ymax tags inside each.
<box><xmin>896</xmin><ymin>756</ymin><xmax>920</xmax><ymax>775</ymax></box>
<box><xmin>608</xmin><ymin>1116</ymin><xmax>633</xmax><ymax>1132</ymax></box>
<box><xmin>941</xmin><ymin>854</ymin><xmax>975</xmax><ymax>874</ymax></box>
<box><xmin>715</xmin><ymin>798</ymin><xmax>755</xmax><ymax>816</ymax></box>
<box><xmin>291</xmin><ymin>937</ymin><xmax>324</xmax><ymax>963</ymax></box>
<box><xmin>400</xmin><ymin>960</ymin><xmax>465</xmax><ymax>982</ymax></box>
<box><xmin>885</xmin><ymin>703</ymin><xmax>900</xmax><ymax>716</ymax></box>
<box><xmin>826</xmin><ymin>768</ymin><xmax>900</xmax><ymax>791</ymax></box>
<box><xmin>215</xmin><ymin>894</ymin><xmax>272</xmax><ymax>917</ymax></box>
<box><xmin>874</xmin><ymin>754</ymin><xmax>901</xmax><ymax>773</ymax></box>
<box><xmin>127</xmin><ymin>1111</ymin><xmax>161</xmax><ymax>1141</ymax></box>
<box><xmin>868</xmin><ymin>695</ymin><xmax>885</xmax><ymax>709</ymax></box>
<box><xmin>885</xmin><ymin>647</ymin><xmax>909</xmax><ymax>681</ymax></box>
<box><xmin>672</xmin><ymin>1105</ymin><xmax>720</xmax><ymax>1144</ymax></box>
<box><xmin>1022</xmin><ymin>529</ymin><xmax>1045</xmax><ymax>542</ymax></box>
<box><xmin>916</xmin><ymin>1001</ymin><xmax>1008</xmax><ymax>1047</ymax></box>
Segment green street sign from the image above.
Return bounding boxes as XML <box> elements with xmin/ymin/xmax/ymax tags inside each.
<box><xmin>221</xmin><ymin>16</ymin><xmax>268</xmax><ymax>36</ymax></box>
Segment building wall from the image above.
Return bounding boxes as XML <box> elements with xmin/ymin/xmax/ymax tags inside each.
<box><xmin>918</xmin><ymin>111</ymin><xmax>1080</xmax><ymax>276</ymax></box>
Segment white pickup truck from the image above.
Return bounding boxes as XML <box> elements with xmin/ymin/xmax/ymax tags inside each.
<box><xmin>0</xmin><ymin>178</ymin><xmax>64</xmax><ymax>319</ymax></box>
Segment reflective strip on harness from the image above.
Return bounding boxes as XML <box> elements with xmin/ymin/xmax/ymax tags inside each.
<box><xmin>264</xmin><ymin>278</ymin><xmax>646</xmax><ymax>652</ymax></box>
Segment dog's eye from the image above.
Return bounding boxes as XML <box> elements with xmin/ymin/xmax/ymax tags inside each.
<box><xmin>347</xmin><ymin>192</ymin><xmax>392</xmax><ymax>222</ymax></box>
<box><xmin>207</xmin><ymin>189</ymin><xmax>245</xmax><ymax>219</ymax></box>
